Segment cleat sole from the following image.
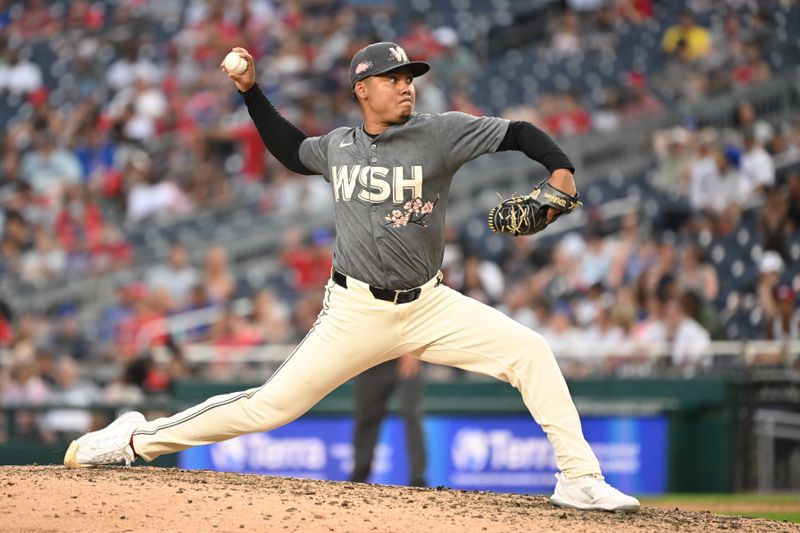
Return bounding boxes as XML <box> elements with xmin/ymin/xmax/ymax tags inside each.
<box><xmin>64</xmin><ymin>441</ymin><xmax>83</xmax><ymax>468</ymax></box>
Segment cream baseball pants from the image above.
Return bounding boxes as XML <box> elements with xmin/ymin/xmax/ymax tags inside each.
<box><xmin>132</xmin><ymin>273</ymin><xmax>601</xmax><ymax>478</ymax></box>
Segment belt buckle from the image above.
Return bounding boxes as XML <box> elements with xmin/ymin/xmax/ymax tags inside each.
<box><xmin>394</xmin><ymin>287</ymin><xmax>421</xmax><ymax>304</ymax></box>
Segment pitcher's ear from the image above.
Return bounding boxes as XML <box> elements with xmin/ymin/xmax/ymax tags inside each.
<box><xmin>354</xmin><ymin>80</ymin><xmax>367</xmax><ymax>101</ymax></box>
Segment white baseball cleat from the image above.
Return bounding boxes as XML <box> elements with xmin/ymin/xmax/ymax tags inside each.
<box><xmin>550</xmin><ymin>473</ymin><xmax>640</xmax><ymax>512</ymax></box>
<box><xmin>63</xmin><ymin>411</ymin><xmax>145</xmax><ymax>468</ymax></box>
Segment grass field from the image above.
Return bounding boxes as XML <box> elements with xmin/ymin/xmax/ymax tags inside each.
<box><xmin>641</xmin><ymin>493</ymin><xmax>800</xmax><ymax>523</ymax></box>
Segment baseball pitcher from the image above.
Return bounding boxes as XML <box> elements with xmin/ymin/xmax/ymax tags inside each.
<box><xmin>64</xmin><ymin>42</ymin><xmax>639</xmax><ymax>512</ymax></box>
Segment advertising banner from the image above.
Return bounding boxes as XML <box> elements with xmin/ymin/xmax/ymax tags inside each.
<box><xmin>178</xmin><ymin>415</ymin><xmax>667</xmax><ymax>494</ymax></box>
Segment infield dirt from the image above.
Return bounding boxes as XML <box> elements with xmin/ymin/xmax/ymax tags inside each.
<box><xmin>1</xmin><ymin>466</ymin><xmax>798</xmax><ymax>532</ymax></box>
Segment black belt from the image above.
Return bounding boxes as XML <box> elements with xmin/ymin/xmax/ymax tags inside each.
<box><xmin>332</xmin><ymin>269</ymin><xmax>439</xmax><ymax>304</ymax></box>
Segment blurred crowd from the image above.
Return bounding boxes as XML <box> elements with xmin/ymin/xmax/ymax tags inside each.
<box><xmin>1</xmin><ymin>0</ymin><xmax>800</xmax><ymax>441</ymax></box>
<box><xmin>500</xmin><ymin>1</ymin><xmax>795</xmax><ymax>136</ymax></box>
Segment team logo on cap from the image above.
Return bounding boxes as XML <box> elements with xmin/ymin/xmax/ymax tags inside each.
<box><xmin>388</xmin><ymin>46</ymin><xmax>409</xmax><ymax>63</ymax></box>
<box><xmin>355</xmin><ymin>60</ymin><xmax>373</xmax><ymax>75</ymax></box>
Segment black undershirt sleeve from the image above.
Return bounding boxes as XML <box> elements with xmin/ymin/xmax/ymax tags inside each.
<box><xmin>496</xmin><ymin>120</ymin><xmax>575</xmax><ymax>174</ymax></box>
<box><xmin>240</xmin><ymin>83</ymin><xmax>315</xmax><ymax>175</ymax></box>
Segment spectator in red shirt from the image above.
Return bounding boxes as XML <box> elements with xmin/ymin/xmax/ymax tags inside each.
<box><xmin>399</xmin><ymin>17</ymin><xmax>443</xmax><ymax>62</ymax></box>
<box><xmin>281</xmin><ymin>227</ymin><xmax>333</xmax><ymax>292</ymax></box>
<box><xmin>541</xmin><ymin>93</ymin><xmax>592</xmax><ymax>137</ymax></box>
<box><xmin>54</xmin><ymin>184</ymin><xmax>105</xmax><ymax>252</ymax></box>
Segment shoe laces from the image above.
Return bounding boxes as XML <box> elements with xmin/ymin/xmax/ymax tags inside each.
<box><xmin>85</xmin><ymin>431</ymin><xmax>133</xmax><ymax>465</ymax></box>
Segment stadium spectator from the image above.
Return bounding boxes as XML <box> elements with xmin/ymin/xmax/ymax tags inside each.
<box><xmin>733</xmin><ymin>100</ymin><xmax>774</xmax><ymax>145</ymax></box>
<box><xmin>146</xmin><ymin>243</ymin><xmax>199</xmax><ymax>307</ymax></box>
<box><xmin>13</xmin><ymin>0</ymin><xmax>60</xmax><ymax>40</ymax></box>
<box><xmin>758</xmin><ymin>186</ymin><xmax>789</xmax><ymax>258</ymax></box>
<box><xmin>0</xmin><ymin>362</ymin><xmax>50</xmax><ymax>406</ymax></box>
<box><xmin>175</xmin><ymin>284</ymin><xmax>218</xmax><ymax>344</ymax></box>
<box><xmin>651</xmin><ymin>126</ymin><xmax>692</xmax><ymax>196</ymax></box>
<box><xmin>45</xmin><ymin>308</ymin><xmax>93</xmax><ymax>362</ymax></box>
<box><xmin>732</xmin><ymin>42</ymin><xmax>771</xmax><ymax>87</ymax></box>
<box><xmin>708</xmin><ymin>11</ymin><xmax>747</xmax><ymax>68</ymax></box>
<box><xmin>616</xmin><ymin>0</ymin><xmax>654</xmax><ymax>22</ymax></box>
<box><xmin>0</xmin><ymin>361</ymin><xmax>50</xmax><ymax>442</ymax></box>
<box><xmin>687</xmin><ymin>131</ymin><xmax>722</xmax><ymax>214</ymax></box>
<box><xmin>90</xmin><ymin>225</ymin><xmax>133</xmax><ymax>273</ymax></box>
<box><xmin>399</xmin><ymin>17</ymin><xmax>443</xmax><ymax>62</ymax></box>
<box><xmin>540</xmin><ymin>302</ymin><xmax>586</xmax><ymax>357</ymax></box>
<box><xmin>114</xmin><ymin>283</ymin><xmax>166</xmax><ymax>360</ymax></box>
<box><xmin>459</xmin><ymin>256</ymin><xmax>505</xmax><ymax>305</ymax></box>
<box><xmin>202</xmin><ymin>244</ymin><xmax>236</xmax><ymax>303</ymax></box>
<box><xmin>96</xmin><ymin>279</ymin><xmax>137</xmax><ymax>349</ymax></box>
<box><xmin>126</xmin><ymin>156</ymin><xmax>193</xmax><ymax>223</ymax></box>
<box><xmin>739</xmin><ymin>128</ymin><xmax>775</xmax><ymax>200</ymax></box>
<box><xmin>578</xmin><ymin>226</ymin><xmax>614</xmax><ymax>290</ymax></box>
<box><xmin>210</xmin><ymin>305</ymin><xmax>262</xmax><ymax>348</ymax></box>
<box><xmin>281</xmin><ymin>228</ymin><xmax>333</xmax><ymax>293</ymax></box>
<box><xmin>661</xmin><ymin>11</ymin><xmax>711</xmax><ymax>61</ymax></box>
<box><xmin>766</xmin><ymin>284</ymin><xmax>799</xmax><ymax>342</ymax></box>
<box><xmin>54</xmin><ymin>185</ymin><xmax>105</xmax><ymax>253</ymax></box>
<box><xmin>590</xmin><ymin>88</ymin><xmax>623</xmax><ymax>132</ymax></box>
<box><xmin>429</xmin><ymin>26</ymin><xmax>481</xmax><ymax>89</ymax></box>
<box><xmin>0</xmin><ymin>48</ymin><xmax>44</xmax><ymax>95</ymax></box>
<box><xmin>550</xmin><ymin>10</ymin><xmax>583</xmax><ymax>58</ymax></box>
<box><xmin>249</xmin><ymin>288</ymin><xmax>292</xmax><ymax>344</ymax></box>
<box><xmin>448</xmin><ymin>88</ymin><xmax>484</xmax><ymax>116</ymax></box>
<box><xmin>20</xmin><ymin>131</ymin><xmax>82</xmax><ymax>204</ymax></box>
<box><xmin>711</xmin><ymin>146</ymin><xmax>747</xmax><ymax>232</ymax></box>
<box><xmin>496</xmin><ymin>282</ymin><xmax>539</xmax><ymax>331</ymax></box>
<box><xmin>677</xmin><ymin>244</ymin><xmax>719</xmax><ymax>304</ymax></box>
<box><xmin>756</xmin><ymin>250</ymin><xmax>785</xmax><ymax>323</ymax></box>
<box><xmin>619</xmin><ymin>71</ymin><xmax>663</xmax><ymax>122</ymax></box>
<box><xmin>663</xmin><ymin>296</ymin><xmax>712</xmax><ymax>368</ymax></box>
<box><xmin>607</xmin><ymin>212</ymin><xmax>646</xmax><ymax>288</ymax></box>
<box><xmin>18</xmin><ymin>228</ymin><xmax>66</xmax><ymax>284</ymax></box>
<box><xmin>658</xmin><ymin>37</ymin><xmax>709</xmax><ymax>103</ymax></box>
<box><xmin>540</xmin><ymin>93</ymin><xmax>592</xmax><ymax>137</ymax></box>
<box><xmin>39</xmin><ymin>357</ymin><xmax>100</xmax><ymax>441</ymax></box>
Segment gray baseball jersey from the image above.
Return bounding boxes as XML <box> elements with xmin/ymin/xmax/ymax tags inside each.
<box><xmin>299</xmin><ymin>111</ymin><xmax>510</xmax><ymax>289</ymax></box>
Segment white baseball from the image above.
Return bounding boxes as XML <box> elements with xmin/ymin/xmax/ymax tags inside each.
<box><xmin>223</xmin><ymin>51</ymin><xmax>248</xmax><ymax>75</ymax></box>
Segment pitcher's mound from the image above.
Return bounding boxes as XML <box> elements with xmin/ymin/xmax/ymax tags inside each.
<box><xmin>1</xmin><ymin>466</ymin><xmax>796</xmax><ymax>532</ymax></box>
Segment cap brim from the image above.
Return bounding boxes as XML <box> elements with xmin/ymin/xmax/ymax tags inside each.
<box><xmin>355</xmin><ymin>61</ymin><xmax>430</xmax><ymax>84</ymax></box>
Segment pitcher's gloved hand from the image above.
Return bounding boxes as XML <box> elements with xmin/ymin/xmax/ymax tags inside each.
<box><xmin>488</xmin><ymin>179</ymin><xmax>582</xmax><ymax>237</ymax></box>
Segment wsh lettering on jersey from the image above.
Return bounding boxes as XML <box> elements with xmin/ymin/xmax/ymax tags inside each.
<box><xmin>331</xmin><ymin>164</ymin><xmax>423</xmax><ymax>203</ymax></box>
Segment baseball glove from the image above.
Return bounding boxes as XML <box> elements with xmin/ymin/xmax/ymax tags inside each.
<box><xmin>488</xmin><ymin>179</ymin><xmax>582</xmax><ymax>237</ymax></box>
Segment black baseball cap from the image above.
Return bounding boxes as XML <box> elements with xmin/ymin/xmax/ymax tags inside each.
<box><xmin>349</xmin><ymin>42</ymin><xmax>430</xmax><ymax>87</ymax></box>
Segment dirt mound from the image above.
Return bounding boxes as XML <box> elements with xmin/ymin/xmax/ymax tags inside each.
<box><xmin>1</xmin><ymin>466</ymin><xmax>797</xmax><ymax>532</ymax></box>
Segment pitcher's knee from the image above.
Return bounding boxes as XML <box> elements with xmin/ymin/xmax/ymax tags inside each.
<box><xmin>507</xmin><ymin>330</ymin><xmax>558</xmax><ymax>373</ymax></box>
<box><xmin>528</xmin><ymin>331</ymin><xmax>554</xmax><ymax>355</ymax></box>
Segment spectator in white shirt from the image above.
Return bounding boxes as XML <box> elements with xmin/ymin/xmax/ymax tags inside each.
<box><xmin>739</xmin><ymin>129</ymin><xmax>775</xmax><ymax>201</ymax></box>
<box><xmin>20</xmin><ymin>132</ymin><xmax>82</xmax><ymax>202</ymax></box>
<box><xmin>0</xmin><ymin>49</ymin><xmax>43</xmax><ymax>95</ymax></box>
<box><xmin>126</xmin><ymin>157</ymin><xmax>192</xmax><ymax>223</ymax></box>
<box><xmin>664</xmin><ymin>297</ymin><xmax>711</xmax><ymax>367</ymax></box>
<box><xmin>19</xmin><ymin>227</ymin><xmax>66</xmax><ymax>283</ymax></box>
<box><xmin>687</xmin><ymin>134</ymin><xmax>721</xmax><ymax>213</ymax></box>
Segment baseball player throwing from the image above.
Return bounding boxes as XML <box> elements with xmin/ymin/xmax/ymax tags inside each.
<box><xmin>64</xmin><ymin>42</ymin><xmax>639</xmax><ymax>512</ymax></box>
